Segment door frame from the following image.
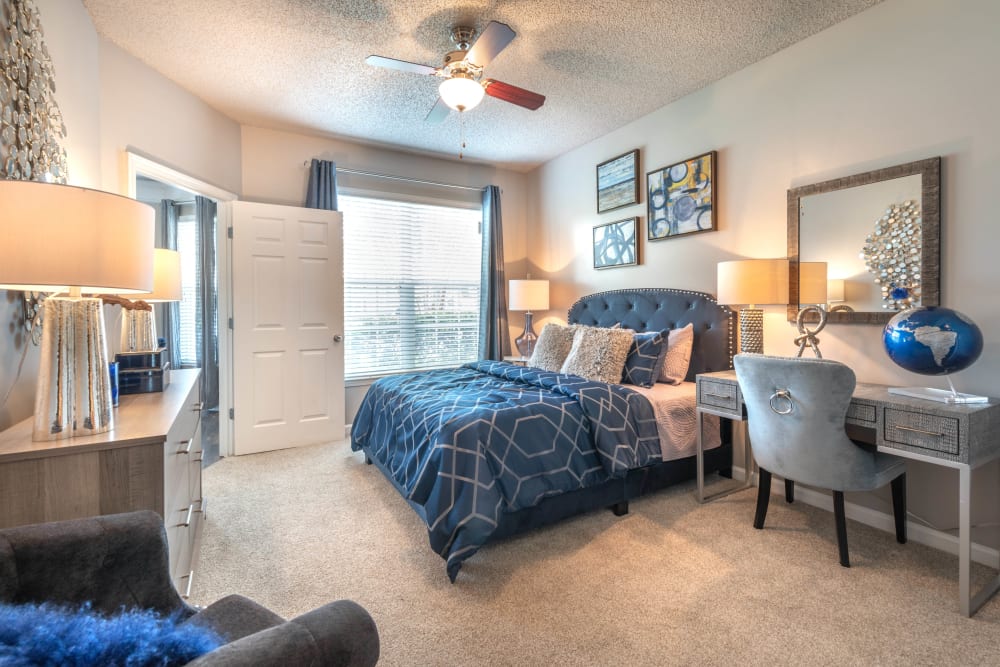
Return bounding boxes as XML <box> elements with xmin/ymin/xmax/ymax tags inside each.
<box><xmin>125</xmin><ymin>149</ymin><xmax>238</xmax><ymax>457</ymax></box>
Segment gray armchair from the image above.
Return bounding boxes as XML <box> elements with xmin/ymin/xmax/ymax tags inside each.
<box><xmin>734</xmin><ymin>354</ymin><xmax>907</xmax><ymax>567</ymax></box>
<box><xmin>0</xmin><ymin>510</ymin><xmax>379</xmax><ymax>666</ymax></box>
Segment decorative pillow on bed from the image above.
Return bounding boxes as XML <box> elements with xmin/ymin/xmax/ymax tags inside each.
<box><xmin>528</xmin><ymin>323</ymin><xmax>577</xmax><ymax>372</ymax></box>
<box><xmin>658</xmin><ymin>323</ymin><xmax>694</xmax><ymax>385</ymax></box>
<box><xmin>621</xmin><ymin>330</ymin><xmax>670</xmax><ymax>387</ymax></box>
<box><xmin>560</xmin><ymin>325</ymin><xmax>634</xmax><ymax>384</ymax></box>
<box><xmin>0</xmin><ymin>601</ymin><xmax>222</xmax><ymax>666</ymax></box>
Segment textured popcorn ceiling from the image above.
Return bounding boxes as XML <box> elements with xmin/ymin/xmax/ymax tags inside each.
<box><xmin>82</xmin><ymin>0</ymin><xmax>880</xmax><ymax>171</ymax></box>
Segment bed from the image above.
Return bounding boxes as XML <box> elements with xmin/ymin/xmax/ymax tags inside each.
<box><xmin>350</xmin><ymin>288</ymin><xmax>734</xmax><ymax>580</ymax></box>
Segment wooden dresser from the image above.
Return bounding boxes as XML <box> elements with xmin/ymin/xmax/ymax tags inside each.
<box><xmin>0</xmin><ymin>368</ymin><xmax>205</xmax><ymax>597</ymax></box>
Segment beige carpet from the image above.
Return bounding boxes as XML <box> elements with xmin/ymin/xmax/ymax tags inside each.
<box><xmin>192</xmin><ymin>442</ymin><xmax>1000</xmax><ymax>665</ymax></box>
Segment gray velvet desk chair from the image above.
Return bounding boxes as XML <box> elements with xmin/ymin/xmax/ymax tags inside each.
<box><xmin>733</xmin><ymin>354</ymin><xmax>907</xmax><ymax>567</ymax></box>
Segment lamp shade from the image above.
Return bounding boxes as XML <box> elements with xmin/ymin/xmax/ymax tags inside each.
<box><xmin>439</xmin><ymin>76</ymin><xmax>485</xmax><ymax>111</ymax></box>
<box><xmin>0</xmin><ymin>181</ymin><xmax>155</xmax><ymax>293</ymax></box>
<box><xmin>509</xmin><ymin>279</ymin><xmax>549</xmax><ymax>311</ymax></box>
<box><xmin>799</xmin><ymin>262</ymin><xmax>828</xmax><ymax>305</ymax></box>
<box><xmin>716</xmin><ymin>259</ymin><xmax>789</xmax><ymax>306</ymax></box>
<box><xmin>135</xmin><ymin>249</ymin><xmax>182</xmax><ymax>302</ymax></box>
<box><xmin>827</xmin><ymin>279</ymin><xmax>846</xmax><ymax>303</ymax></box>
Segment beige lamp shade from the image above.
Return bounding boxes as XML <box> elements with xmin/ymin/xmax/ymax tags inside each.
<box><xmin>0</xmin><ymin>180</ymin><xmax>155</xmax><ymax>293</ymax></box>
<box><xmin>135</xmin><ymin>249</ymin><xmax>182</xmax><ymax>302</ymax></box>
<box><xmin>509</xmin><ymin>279</ymin><xmax>549</xmax><ymax>311</ymax></box>
<box><xmin>799</xmin><ymin>262</ymin><xmax>828</xmax><ymax>305</ymax></box>
<box><xmin>716</xmin><ymin>259</ymin><xmax>790</xmax><ymax>306</ymax></box>
<box><xmin>827</xmin><ymin>279</ymin><xmax>846</xmax><ymax>303</ymax></box>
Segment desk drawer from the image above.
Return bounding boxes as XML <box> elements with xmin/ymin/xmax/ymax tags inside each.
<box><xmin>699</xmin><ymin>379</ymin><xmax>740</xmax><ymax>414</ymax></box>
<box><xmin>884</xmin><ymin>408</ymin><xmax>959</xmax><ymax>455</ymax></box>
<box><xmin>847</xmin><ymin>402</ymin><xmax>876</xmax><ymax>425</ymax></box>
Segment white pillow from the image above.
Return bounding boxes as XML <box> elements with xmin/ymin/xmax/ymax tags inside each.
<box><xmin>528</xmin><ymin>323</ymin><xmax>576</xmax><ymax>372</ymax></box>
<box><xmin>560</xmin><ymin>325</ymin><xmax>634</xmax><ymax>384</ymax></box>
<box><xmin>657</xmin><ymin>323</ymin><xmax>694</xmax><ymax>385</ymax></box>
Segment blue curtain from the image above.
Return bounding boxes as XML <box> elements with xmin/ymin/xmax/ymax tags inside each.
<box><xmin>305</xmin><ymin>159</ymin><xmax>338</xmax><ymax>210</ymax></box>
<box><xmin>159</xmin><ymin>199</ymin><xmax>181</xmax><ymax>371</ymax></box>
<box><xmin>479</xmin><ymin>185</ymin><xmax>510</xmax><ymax>360</ymax></box>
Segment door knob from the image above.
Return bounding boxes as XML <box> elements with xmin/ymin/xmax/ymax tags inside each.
<box><xmin>333</xmin><ymin>334</ymin><xmax>343</xmax><ymax>342</ymax></box>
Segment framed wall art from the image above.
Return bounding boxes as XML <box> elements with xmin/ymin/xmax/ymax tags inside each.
<box><xmin>646</xmin><ymin>150</ymin><xmax>716</xmax><ymax>240</ymax></box>
<box><xmin>596</xmin><ymin>149</ymin><xmax>639</xmax><ymax>213</ymax></box>
<box><xmin>593</xmin><ymin>217</ymin><xmax>639</xmax><ymax>269</ymax></box>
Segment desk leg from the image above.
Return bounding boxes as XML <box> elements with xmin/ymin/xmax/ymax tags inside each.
<box><xmin>959</xmin><ymin>465</ymin><xmax>1000</xmax><ymax>617</ymax></box>
<box><xmin>696</xmin><ymin>409</ymin><xmax>706</xmax><ymax>502</ymax></box>
<box><xmin>696</xmin><ymin>412</ymin><xmax>753</xmax><ymax>504</ymax></box>
<box><xmin>960</xmin><ymin>465</ymin><xmax>971</xmax><ymax>616</ymax></box>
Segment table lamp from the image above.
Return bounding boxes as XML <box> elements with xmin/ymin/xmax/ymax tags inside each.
<box><xmin>120</xmin><ymin>249</ymin><xmax>182</xmax><ymax>352</ymax></box>
<box><xmin>716</xmin><ymin>259</ymin><xmax>789</xmax><ymax>354</ymax></box>
<box><xmin>508</xmin><ymin>279</ymin><xmax>549</xmax><ymax>358</ymax></box>
<box><xmin>0</xmin><ymin>181</ymin><xmax>154</xmax><ymax>441</ymax></box>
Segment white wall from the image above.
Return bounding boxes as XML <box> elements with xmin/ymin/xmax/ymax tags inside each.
<box><xmin>98</xmin><ymin>40</ymin><xmax>242</xmax><ymax>196</ymax></box>
<box><xmin>240</xmin><ymin>125</ymin><xmax>531</xmax><ymax>420</ymax></box>
<box><xmin>529</xmin><ymin>0</ymin><xmax>1000</xmax><ymax>544</ymax></box>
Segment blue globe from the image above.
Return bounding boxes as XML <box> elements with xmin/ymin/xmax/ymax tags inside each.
<box><xmin>883</xmin><ymin>306</ymin><xmax>983</xmax><ymax>376</ymax></box>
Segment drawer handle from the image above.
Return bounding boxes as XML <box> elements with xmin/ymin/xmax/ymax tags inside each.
<box><xmin>176</xmin><ymin>439</ymin><xmax>193</xmax><ymax>455</ymax></box>
<box><xmin>193</xmin><ymin>457</ymin><xmax>203</xmax><ymax>463</ymax></box>
<box><xmin>176</xmin><ymin>504</ymin><xmax>195</xmax><ymax>527</ymax></box>
<box><xmin>191</xmin><ymin>402</ymin><xmax>205</xmax><ymax>412</ymax></box>
<box><xmin>704</xmin><ymin>392</ymin><xmax>732</xmax><ymax>400</ymax></box>
<box><xmin>896</xmin><ymin>424</ymin><xmax>945</xmax><ymax>438</ymax></box>
<box><xmin>180</xmin><ymin>570</ymin><xmax>195</xmax><ymax>599</ymax></box>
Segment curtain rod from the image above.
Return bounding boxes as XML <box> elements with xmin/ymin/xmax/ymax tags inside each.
<box><xmin>302</xmin><ymin>161</ymin><xmax>484</xmax><ymax>193</ymax></box>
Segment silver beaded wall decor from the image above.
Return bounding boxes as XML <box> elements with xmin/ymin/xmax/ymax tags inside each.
<box><xmin>0</xmin><ymin>0</ymin><xmax>67</xmax><ymax>184</ymax></box>
<box><xmin>860</xmin><ymin>200</ymin><xmax>922</xmax><ymax>311</ymax></box>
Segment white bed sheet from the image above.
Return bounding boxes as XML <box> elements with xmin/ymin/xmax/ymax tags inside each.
<box><xmin>626</xmin><ymin>381</ymin><xmax>722</xmax><ymax>462</ymax></box>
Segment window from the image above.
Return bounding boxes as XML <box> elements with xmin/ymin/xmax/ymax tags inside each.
<box><xmin>340</xmin><ymin>194</ymin><xmax>482</xmax><ymax>381</ymax></box>
<box><xmin>175</xmin><ymin>209</ymin><xmax>217</xmax><ymax>368</ymax></box>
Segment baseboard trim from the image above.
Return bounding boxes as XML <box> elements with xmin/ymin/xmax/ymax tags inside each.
<box><xmin>731</xmin><ymin>466</ymin><xmax>999</xmax><ymax>568</ymax></box>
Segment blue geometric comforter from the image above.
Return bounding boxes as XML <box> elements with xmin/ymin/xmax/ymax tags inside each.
<box><xmin>350</xmin><ymin>360</ymin><xmax>661</xmax><ymax>580</ymax></box>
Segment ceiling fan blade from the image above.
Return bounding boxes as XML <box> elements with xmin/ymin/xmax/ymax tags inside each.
<box><xmin>365</xmin><ymin>55</ymin><xmax>438</xmax><ymax>76</ymax></box>
<box><xmin>483</xmin><ymin>79</ymin><xmax>545</xmax><ymax>110</ymax></box>
<box><xmin>425</xmin><ymin>97</ymin><xmax>451</xmax><ymax>123</ymax></box>
<box><xmin>465</xmin><ymin>21</ymin><xmax>516</xmax><ymax>68</ymax></box>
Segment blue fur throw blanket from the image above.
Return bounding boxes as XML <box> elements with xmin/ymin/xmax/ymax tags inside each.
<box><xmin>0</xmin><ymin>602</ymin><xmax>222</xmax><ymax>666</ymax></box>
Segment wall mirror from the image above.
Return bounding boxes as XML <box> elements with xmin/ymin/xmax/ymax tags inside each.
<box><xmin>787</xmin><ymin>157</ymin><xmax>941</xmax><ymax>324</ymax></box>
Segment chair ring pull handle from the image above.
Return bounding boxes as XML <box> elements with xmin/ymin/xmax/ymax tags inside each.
<box><xmin>769</xmin><ymin>389</ymin><xmax>793</xmax><ymax>415</ymax></box>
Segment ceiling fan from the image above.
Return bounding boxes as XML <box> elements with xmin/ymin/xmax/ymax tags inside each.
<box><xmin>366</xmin><ymin>21</ymin><xmax>546</xmax><ymax>122</ymax></box>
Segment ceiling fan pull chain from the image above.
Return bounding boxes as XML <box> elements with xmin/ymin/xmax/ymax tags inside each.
<box><xmin>459</xmin><ymin>111</ymin><xmax>466</xmax><ymax>160</ymax></box>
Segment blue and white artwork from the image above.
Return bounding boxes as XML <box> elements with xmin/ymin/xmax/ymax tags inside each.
<box><xmin>597</xmin><ymin>149</ymin><xmax>639</xmax><ymax>213</ymax></box>
<box><xmin>593</xmin><ymin>217</ymin><xmax>638</xmax><ymax>269</ymax></box>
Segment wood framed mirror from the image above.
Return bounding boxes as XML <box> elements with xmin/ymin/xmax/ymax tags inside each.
<box><xmin>787</xmin><ymin>157</ymin><xmax>941</xmax><ymax>325</ymax></box>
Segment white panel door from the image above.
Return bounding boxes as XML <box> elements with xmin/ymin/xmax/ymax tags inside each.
<box><xmin>231</xmin><ymin>201</ymin><xmax>344</xmax><ymax>455</ymax></box>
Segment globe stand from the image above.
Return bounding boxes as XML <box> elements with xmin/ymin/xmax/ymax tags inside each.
<box><xmin>888</xmin><ymin>381</ymin><xmax>988</xmax><ymax>404</ymax></box>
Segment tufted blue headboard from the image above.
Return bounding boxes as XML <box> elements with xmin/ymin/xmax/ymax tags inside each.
<box><xmin>567</xmin><ymin>288</ymin><xmax>734</xmax><ymax>382</ymax></box>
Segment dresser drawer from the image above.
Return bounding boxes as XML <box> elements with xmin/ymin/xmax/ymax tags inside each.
<box><xmin>884</xmin><ymin>408</ymin><xmax>959</xmax><ymax>455</ymax></box>
<box><xmin>698</xmin><ymin>378</ymin><xmax>741</xmax><ymax>415</ymax></box>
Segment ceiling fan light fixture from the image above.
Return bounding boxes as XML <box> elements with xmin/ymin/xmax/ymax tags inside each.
<box><xmin>439</xmin><ymin>76</ymin><xmax>484</xmax><ymax>112</ymax></box>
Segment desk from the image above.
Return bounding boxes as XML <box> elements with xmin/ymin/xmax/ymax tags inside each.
<box><xmin>695</xmin><ymin>369</ymin><xmax>1000</xmax><ymax>617</ymax></box>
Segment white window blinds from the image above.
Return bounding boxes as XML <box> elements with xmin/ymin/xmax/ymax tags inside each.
<box><xmin>176</xmin><ymin>212</ymin><xmax>200</xmax><ymax>366</ymax></box>
<box><xmin>340</xmin><ymin>194</ymin><xmax>482</xmax><ymax>381</ymax></box>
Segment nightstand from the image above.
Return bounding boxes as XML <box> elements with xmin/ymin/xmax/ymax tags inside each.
<box><xmin>503</xmin><ymin>356</ymin><xmax>529</xmax><ymax>366</ymax></box>
<box><xmin>695</xmin><ymin>370</ymin><xmax>754</xmax><ymax>503</ymax></box>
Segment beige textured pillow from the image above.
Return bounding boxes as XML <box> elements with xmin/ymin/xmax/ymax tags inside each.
<box><xmin>528</xmin><ymin>323</ymin><xmax>576</xmax><ymax>372</ymax></box>
<box><xmin>560</xmin><ymin>325</ymin><xmax>634</xmax><ymax>384</ymax></box>
<box><xmin>658</xmin><ymin>323</ymin><xmax>694</xmax><ymax>384</ymax></box>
